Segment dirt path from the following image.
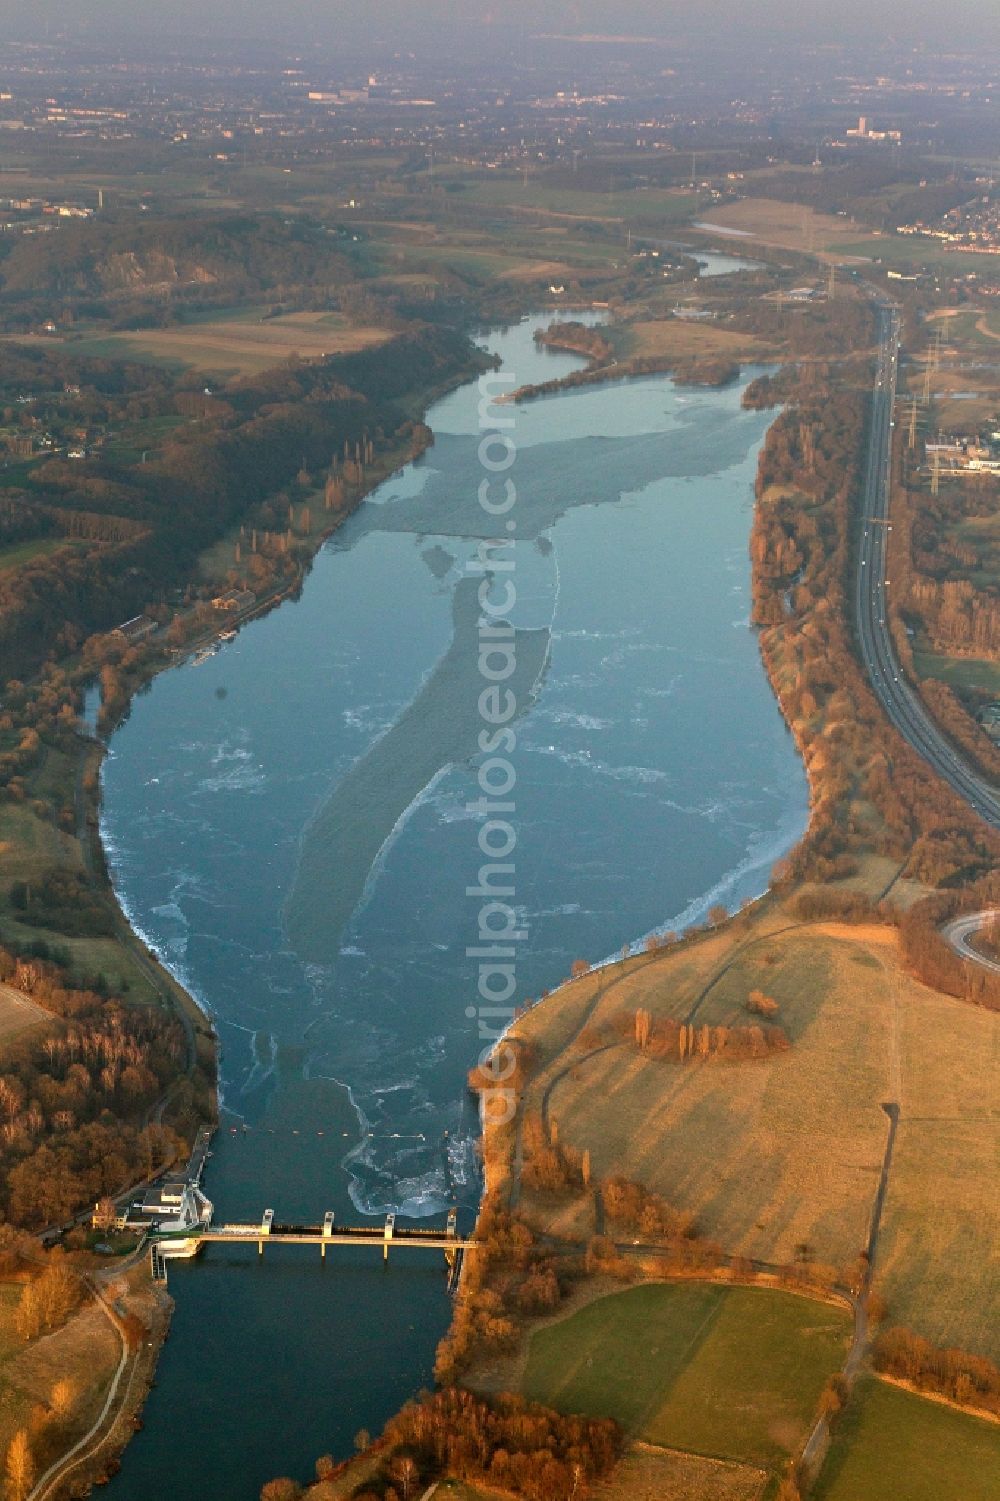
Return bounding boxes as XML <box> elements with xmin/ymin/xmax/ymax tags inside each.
<box><xmin>0</xmin><ymin>982</ymin><xmax>50</xmax><ymax>1042</ymax></box>
<box><xmin>682</xmin><ymin>919</ymin><xmax>805</xmax><ymax>1026</ymax></box>
<box><xmin>975</xmin><ymin>314</ymin><xmax>1000</xmax><ymax>344</ymax></box>
<box><xmin>511</xmin><ymin>965</ymin><xmax>631</xmax><ymax>1210</ymax></box>
<box><xmin>799</xmin><ymin>1096</ymin><xmax>899</xmax><ymax>1481</ymax></box>
<box><xmin>797</xmin><ymin>935</ymin><xmax>905</xmax><ymax>1481</ymax></box>
<box><xmin>519</xmin><ymin>912</ymin><xmax>836</xmax><ymax>1210</ymax></box>
<box><xmin>22</xmin><ymin>1261</ymin><xmax>132</xmax><ymax>1501</ymax></box>
<box><xmin>27</xmin><ymin>1330</ymin><xmax>132</xmax><ymax>1501</ymax></box>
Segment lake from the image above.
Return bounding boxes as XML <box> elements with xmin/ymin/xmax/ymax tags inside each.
<box><xmin>101</xmin><ymin>313</ymin><xmax>808</xmax><ymax>1498</ymax></box>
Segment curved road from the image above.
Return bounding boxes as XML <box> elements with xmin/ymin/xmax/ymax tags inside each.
<box><xmin>941</xmin><ymin>909</ymin><xmax>1000</xmax><ymax>973</ymax></box>
<box><xmin>855</xmin><ymin>303</ymin><xmax>1000</xmax><ymax>826</ymax></box>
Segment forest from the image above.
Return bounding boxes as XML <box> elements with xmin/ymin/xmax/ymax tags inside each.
<box><xmin>0</xmin><ymin>323</ymin><xmax>480</xmax><ymax>680</ymax></box>
<box><xmin>731</xmin><ymin>294</ymin><xmax>875</xmax><ymax>358</ymax></box>
<box><xmin>265</xmin><ymin>1389</ymin><xmax>620</xmax><ymax>1501</ymax></box>
<box><xmin>0</xmin><ymin>946</ymin><xmax>187</xmax><ymax>1228</ymax></box>
<box><xmin>750</xmin><ymin>373</ymin><xmax>1000</xmax><ymax>896</ymax></box>
<box><xmin>730</xmin><ymin>158</ymin><xmax>972</xmax><ymax>227</ymax></box>
<box><xmin>0</xmin><ymin>212</ymin><xmax>361</xmax><ymax>331</ymax></box>
<box><xmin>872</xmin><ymin>1327</ymin><xmax>1000</xmax><ymax>1416</ymax></box>
<box><xmin>883</xmin><ymin>465</ymin><xmax>1000</xmax><ymax>775</ymax></box>
<box><xmin>0</xmin><ymin>219</ymin><xmax>484</xmax><ymax>1281</ymax></box>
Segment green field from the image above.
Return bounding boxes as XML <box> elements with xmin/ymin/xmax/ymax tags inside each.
<box><xmin>0</xmin><ymin>1282</ymin><xmax>35</xmax><ymax>1450</ymax></box>
<box><xmin>48</xmin><ymin>308</ymin><xmax>390</xmax><ymax>378</ymax></box>
<box><xmin>0</xmin><ymin>1282</ymin><xmax>21</xmax><ymax>1355</ymax></box>
<box><xmin>103</xmin><ymin>413</ymin><xmax>188</xmax><ymax>462</ymax></box>
<box><xmin>0</xmin><ymin>537</ymin><xmax>76</xmax><ymax>574</ymax></box>
<box><xmin>0</xmin><ymin>799</ymin><xmax>75</xmax><ymax>887</ymax></box>
<box><xmin>913</xmin><ymin>648</ymin><xmax>1000</xmax><ymax>696</ymax></box>
<box><xmin>814</xmin><ymin>1378</ymin><xmax>1000</xmax><ymax>1501</ymax></box>
<box><xmin>928</xmin><ymin>309</ymin><xmax>990</xmax><ymax>348</ymax></box>
<box><xmin>455</xmin><ymin>176</ymin><xmax>701</xmax><ymax>227</ymax></box>
<box><xmin>513</xmin><ymin>909</ymin><xmax>999</xmax><ymax>1356</ymax></box>
<box><xmin>522</xmin><ymin>1283</ymin><xmax>850</xmax><ymax>1468</ymax></box>
<box><xmin>361</xmin><ymin>222</ymin><xmax>623</xmax><ymax>285</ymax></box>
<box><xmin>836</xmin><ymin>236</ymin><xmax>1000</xmax><ymax>275</ymax></box>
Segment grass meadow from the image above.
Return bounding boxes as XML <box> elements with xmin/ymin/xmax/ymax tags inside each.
<box><xmin>522</xmin><ymin>1283</ymin><xmax>849</xmax><ymax>1468</ymax></box>
<box><xmin>513</xmin><ymin>912</ymin><xmax>1000</xmax><ymax>1357</ymax></box>
<box><xmin>814</xmin><ymin>1378</ymin><xmax>1000</xmax><ymax>1501</ymax></box>
<box><xmin>46</xmin><ymin>309</ymin><xmax>391</xmax><ymax>378</ymax></box>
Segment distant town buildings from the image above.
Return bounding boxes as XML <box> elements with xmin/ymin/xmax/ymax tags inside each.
<box><xmin>896</xmin><ymin>196</ymin><xmax>1000</xmax><ymax>255</ymax></box>
<box><xmin>846</xmin><ymin>114</ymin><xmax>902</xmax><ymax>143</ymax></box>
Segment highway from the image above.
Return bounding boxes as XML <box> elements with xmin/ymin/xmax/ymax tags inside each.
<box><xmin>854</xmin><ymin>303</ymin><xmax>1000</xmax><ymax>827</ymax></box>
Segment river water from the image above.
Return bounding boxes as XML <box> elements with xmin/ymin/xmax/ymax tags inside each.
<box><xmin>682</xmin><ymin>248</ymin><xmax>761</xmax><ymax>277</ymax></box>
<box><xmin>100</xmin><ymin>314</ymin><xmax>807</xmax><ymax>1498</ymax></box>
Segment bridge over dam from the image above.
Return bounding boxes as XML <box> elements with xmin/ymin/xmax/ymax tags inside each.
<box><xmin>148</xmin><ymin>1208</ymin><xmax>473</xmax><ymax>1289</ymax></box>
<box><xmin>127</xmin><ymin>1129</ymin><xmax>473</xmax><ymax>1287</ymax></box>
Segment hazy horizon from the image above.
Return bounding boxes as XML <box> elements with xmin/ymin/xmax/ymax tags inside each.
<box><xmin>2</xmin><ymin>0</ymin><xmax>998</xmax><ymax>47</ymax></box>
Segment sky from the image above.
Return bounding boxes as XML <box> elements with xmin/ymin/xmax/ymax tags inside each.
<box><xmin>1</xmin><ymin>0</ymin><xmax>998</xmax><ymax>45</ymax></box>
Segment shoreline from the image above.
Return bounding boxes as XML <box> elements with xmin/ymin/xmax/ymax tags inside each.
<box><xmin>466</xmin><ymin>363</ymin><xmax>816</xmax><ymax>1269</ymax></box>
<box><xmin>85</xmin><ymin>394</ymin><xmax>453</xmax><ymax>1030</ymax></box>
<box><xmin>32</xmin><ymin>365</ymin><xmax>479</xmax><ymax>1498</ymax></box>
<box><xmin>26</xmin><ymin>1265</ymin><xmax>174</xmax><ymax>1501</ymax></box>
<box><xmin>435</xmin><ymin>320</ymin><xmax>1000</xmax><ymax>1491</ymax></box>
<box><xmin>78</xmin><ymin>324</ymin><xmax>813</xmax><ymax>1494</ymax></box>
<box><xmin>452</xmin><ymin>354</ymin><xmax>887</xmax><ymax>1426</ymax></box>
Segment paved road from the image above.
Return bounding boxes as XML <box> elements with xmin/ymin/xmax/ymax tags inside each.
<box><xmin>853</xmin><ymin>307</ymin><xmax>1000</xmax><ymax>970</ymax></box>
<box><xmin>855</xmin><ymin>303</ymin><xmax>1000</xmax><ymax>827</ymax></box>
<box><xmin>942</xmin><ymin>909</ymin><xmax>1000</xmax><ymax>974</ymax></box>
